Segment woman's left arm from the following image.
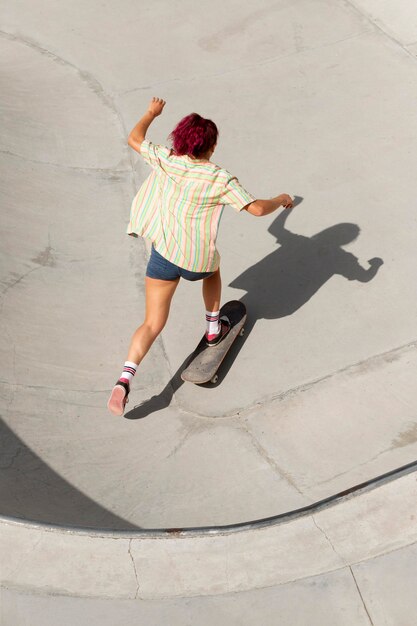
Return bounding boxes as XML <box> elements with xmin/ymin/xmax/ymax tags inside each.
<box><xmin>127</xmin><ymin>97</ymin><xmax>166</xmax><ymax>153</ymax></box>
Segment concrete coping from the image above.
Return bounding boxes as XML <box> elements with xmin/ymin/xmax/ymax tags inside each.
<box><xmin>1</xmin><ymin>461</ymin><xmax>416</xmax><ymax>599</ymax></box>
<box><xmin>2</xmin><ymin>459</ymin><xmax>416</xmax><ymax>537</ymax></box>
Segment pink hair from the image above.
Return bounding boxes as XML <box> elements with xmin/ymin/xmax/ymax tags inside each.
<box><xmin>168</xmin><ymin>113</ymin><xmax>218</xmax><ymax>158</ymax></box>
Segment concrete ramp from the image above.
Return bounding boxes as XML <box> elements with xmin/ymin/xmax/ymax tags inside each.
<box><xmin>1</xmin><ymin>0</ymin><xmax>417</xmax><ymax>622</ymax></box>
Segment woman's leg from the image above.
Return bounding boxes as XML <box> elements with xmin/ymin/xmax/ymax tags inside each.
<box><xmin>202</xmin><ymin>268</ymin><xmax>221</xmax><ymax>313</ymax></box>
<box><xmin>202</xmin><ymin>268</ymin><xmax>228</xmax><ymax>342</ymax></box>
<box><xmin>127</xmin><ymin>276</ymin><xmax>180</xmax><ymax>365</ymax></box>
<box><xmin>108</xmin><ymin>276</ymin><xmax>179</xmax><ymax>415</ymax></box>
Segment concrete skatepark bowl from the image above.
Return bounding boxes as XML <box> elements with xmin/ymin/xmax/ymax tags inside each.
<box><xmin>1</xmin><ymin>0</ymin><xmax>417</xmax><ymax>623</ymax></box>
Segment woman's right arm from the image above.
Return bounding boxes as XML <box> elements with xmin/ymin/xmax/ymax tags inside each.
<box><xmin>245</xmin><ymin>194</ymin><xmax>293</xmax><ymax>216</ymax></box>
<box><xmin>127</xmin><ymin>97</ymin><xmax>166</xmax><ymax>153</ymax></box>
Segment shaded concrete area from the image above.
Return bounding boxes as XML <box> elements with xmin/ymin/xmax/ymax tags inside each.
<box><xmin>0</xmin><ymin>418</ymin><xmax>139</xmax><ymax>529</ymax></box>
<box><xmin>1</xmin><ymin>0</ymin><xmax>417</xmax><ymax>620</ymax></box>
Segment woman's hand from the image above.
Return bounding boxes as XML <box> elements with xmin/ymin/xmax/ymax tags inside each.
<box><xmin>278</xmin><ymin>194</ymin><xmax>294</xmax><ymax>209</ymax></box>
<box><xmin>148</xmin><ymin>97</ymin><xmax>166</xmax><ymax>117</ymax></box>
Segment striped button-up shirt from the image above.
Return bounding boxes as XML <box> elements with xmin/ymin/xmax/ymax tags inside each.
<box><xmin>127</xmin><ymin>140</ymin><xmax>255</xmax><ymax>272</ymax></box>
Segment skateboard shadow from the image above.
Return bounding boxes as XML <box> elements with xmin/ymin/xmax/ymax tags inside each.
<box><xmin>123</xmin><ymin>366</ymin><xmax>181</xmax><ymax>420</ymax></box>
<box><xmin>124</xmin><ymin>353</ymin><xmax>194</xmax><ymax>420</ymax></box>
<box><xmin>125</xmin><ymin>197</ymin><xmax>383</xmax><ymax>419</ymax></box>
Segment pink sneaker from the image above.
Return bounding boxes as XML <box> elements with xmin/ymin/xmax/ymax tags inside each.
<box><xmin>107</xmin><ymin>379</ymin><xmax>130</xmax><ymax>416</ymax></box>
<box><xmin>205</xmin><ymin>316</ymin><xmax>231</xmax><ymax>347</ymax></box>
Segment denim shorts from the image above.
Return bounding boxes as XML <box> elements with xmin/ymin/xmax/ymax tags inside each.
<box><xmin>146</xmin><ymin>245</ymin><xmax>215</xmax><ymax>281</ymax></box>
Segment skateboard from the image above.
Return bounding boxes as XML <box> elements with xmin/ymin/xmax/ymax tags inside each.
<box><xmin>181</xmin><ymin>300</ymin><xmax>247</xmax><ymax>385</ymax></box>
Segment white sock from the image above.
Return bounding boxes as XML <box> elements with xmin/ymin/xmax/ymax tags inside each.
<box><xmin>206</xmin><ymin>310</ymin><xmax>220</xmax><ymax>337</ymax></box>
<box><xmin>119</xmin><ymin>361</ymin><xmax>137</xmax><ymax>383</ymax></box>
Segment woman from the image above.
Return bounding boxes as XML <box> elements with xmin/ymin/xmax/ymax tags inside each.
<box><xmin>107</xmin><ymin>97</ymin><xmax>293</xmax><ymax>415</ymax></box>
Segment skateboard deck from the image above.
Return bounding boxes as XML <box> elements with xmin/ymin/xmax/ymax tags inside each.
<box><xmin>181</xmin><ymin>300</ymin><xmax>247</xmax><ymax>385</ymax></box>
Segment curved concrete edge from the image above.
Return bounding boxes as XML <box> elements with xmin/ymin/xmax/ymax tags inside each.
<box><xmin>1</xmin><ymin>466</ymin><xmax>416</xmax><ymax>599</ymax></box>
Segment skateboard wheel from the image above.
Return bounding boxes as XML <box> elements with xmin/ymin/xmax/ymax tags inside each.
<box><xmin>239</xmin><ymin>328</ymin><xmax>245</xmax><ymax>337</ymax></box>
<box><xmin>211</xmin><ymin>374</ymin><xmax>219</xmax><ymax>384</ymax></box>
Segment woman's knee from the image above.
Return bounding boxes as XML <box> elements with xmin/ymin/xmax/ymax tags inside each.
<box><xmin>143</xmin><ymin>319</ymin><xmax>166</xmax><ymax>339</ymax></box>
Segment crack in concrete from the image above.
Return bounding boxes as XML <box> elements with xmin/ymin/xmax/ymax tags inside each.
<box><xmin>238</xmin><ymin>421</ymin><xmax>306</xmax><ymax>497</ymax></box>
<box><xmin>0</xmin><ymin>28</ymin><xmax>138</xmax><ymax>191</ymax></box>
<box><xmin>312</xmin><ymin>516</ymin><xmax>347</xmax><ymax>565</ymax></box>
<box><xmin>344</xmin><ymin>0</ymin><xmax>417</xmax><ymax>62</ymax></box>
<box><xmin>0</xmin><ymin>446</ymin><xmax>23</xmax><ymax>470</ymax></box>
<box><xmin>0</xmin><ymin>379</ymin><xmax>112</xmax><ymax>394</ymax></box>
<box><xmin>128</xmin><ymin>539</ymin><xmax>140</xmax><ymax>599</ymax></box>
<box><xmin>0</xmin><ymin>266</ymin><xmax>40</xmax><ymax>298</ymax></box>
<box><xmin>0</xmin><ymin>148</ymin><xmax>131</xmax><ymax>177</ymax></box>
<box><xmin>349</xmin><ymin>565</ymin><xmax>375</xmax><ymax>625</ymax></box>
<box><xmin>166</xmin><ymin>419</ymin><xmax>215</xmax><ymax>459</ymax></box>
<box><xmin>0</xmin><ymin>30</ymin><xmax>123</xmax><ymax>127</ymax></box>
<box><xmin>166</xmin><ymin>428</ymin><xmax>194</xmax><ymax>459</ymax></box>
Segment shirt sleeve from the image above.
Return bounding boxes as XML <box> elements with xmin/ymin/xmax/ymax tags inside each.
<box><xmin>139</xmin><ymin>139</ymin><xmax>170</xmax><ymax>169</ymax></box>
<box><xmin>221</xmin><ymin>176</ymin><xmax>256</xmax><ymax>212</ymax></box>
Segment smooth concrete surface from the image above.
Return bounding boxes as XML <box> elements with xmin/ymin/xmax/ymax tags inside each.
<box><xmin>1</xmin><ymin>470</ymin><xmax>416</xmax><ymax>599</ymax></box>
<box><xmin>3</xmin><ymin>543</ymin><xmax>417</xmax><ymax>625</ymax></box>
<box><xmin>1</xmin><ymin>0</ymin><xmax>417</xmax><ymax>619</ymax></box>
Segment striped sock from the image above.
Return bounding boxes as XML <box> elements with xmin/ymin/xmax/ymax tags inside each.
<box><xmin>206</xmin><ymin>310</ymin><xmax>220</xmax><ymax>338</ymax></box>
<box><xmin>119</xmin><ymin>361</ymin><xmax>137</xmax><ymax>383</ymax></box>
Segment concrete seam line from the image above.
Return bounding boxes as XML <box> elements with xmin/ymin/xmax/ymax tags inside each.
<box><xmin>235</xmin><ymin>420</ymin><xmax>307</xmax><ymax>497</ymax></box>
<box><xmin>175</xmin><ymin>340</ymin><xmax>417</xmax><ymax>419</ymax></box>
<box><xmin>0</xmin><ymin>29</ymin><xmax>128</xmax><ymax>162</ymax></box>
<box><xmin>2</xmin><ymin>339</ymin><xmax>415</xmax><ymax>410</ymax></box>
<box><xmin>349</xmin><ymin>565</ymin><xmax>375</xmax><ymax>626</ymax></box>
<box><xmin>1</xmin><ymin>460</ymin><xmax>416</xmax><ymax>538</ymax></box>
<box><xmin>3</xmin><ymin>543</ymin><xmax>417</xmax><ymax>602</ymax></box>
<box><xmin>0</xmin><ymin>147</ymin><xmax>132</xmax><ymax>176</ymax></box>
<box><xmin>344</xmin><ymin>0</ymin><xmax>417</xmax><ymax>62</ymax></box>
<box><xmin>128</xmin><ymin>539</ymin><xmax>140</xmax><ymax>599</ymax></box>
<box><xmin>0</xmin><ymin>27</ymin><xmax>141</xmax><ymax>215</ymax></box>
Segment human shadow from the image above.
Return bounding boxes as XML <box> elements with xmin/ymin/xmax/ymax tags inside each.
<box><xmin>125</xmin><ymin>201</ymin><xmax>383</xmax><ymax>418</ymax></box>
<box><xmin>232</xmin><ymin>206</ymin><xmax>383</xmax><ymax>318</ymax></box>
<box><xmin>217</xmin><ymin>203</ymin><xmax>383</xmax><ymax>378</ymax></box>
